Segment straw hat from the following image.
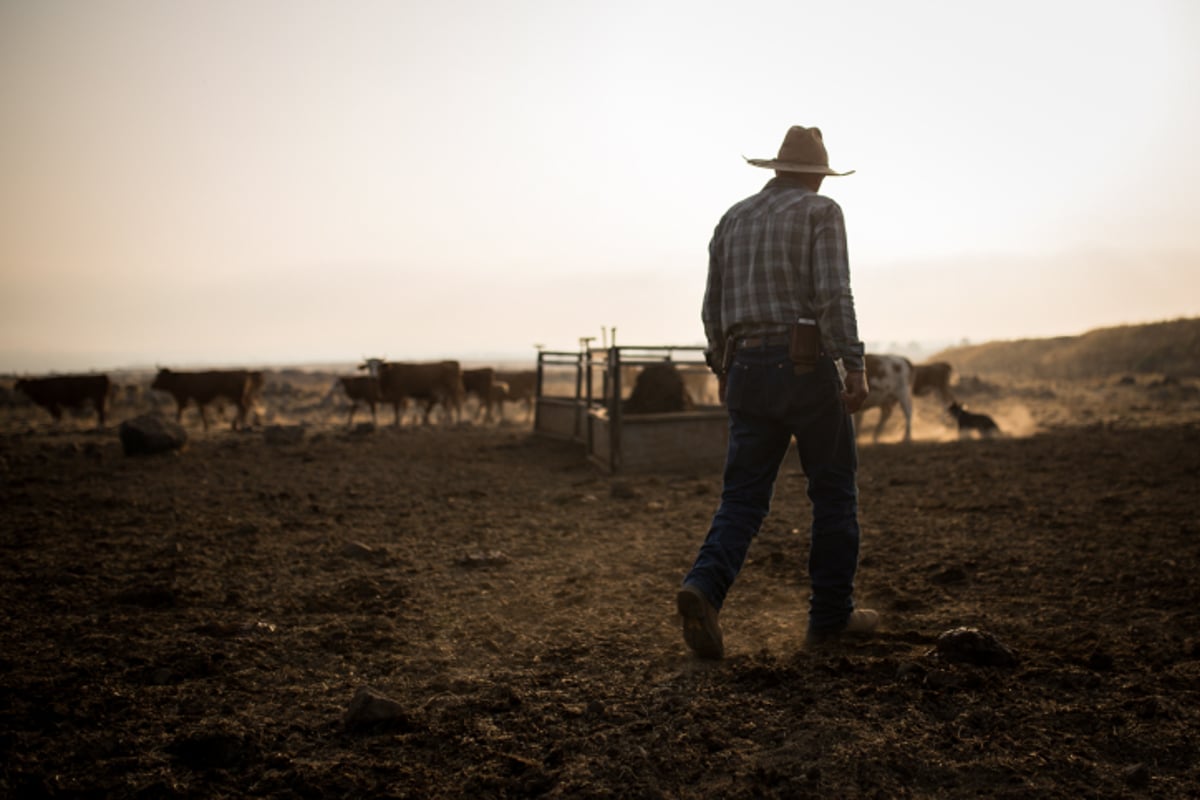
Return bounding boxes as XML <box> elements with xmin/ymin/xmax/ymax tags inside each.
<box><xmin>744</xmin><ymin>125</ymin><xmax>855</xmax><ymax>176</ymax></box>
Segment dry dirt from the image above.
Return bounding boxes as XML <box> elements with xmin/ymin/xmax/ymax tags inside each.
<box><xmin>2</xmin><ymin>370</ymin><xmax>1199</xmax><ymax>798</ymax></box>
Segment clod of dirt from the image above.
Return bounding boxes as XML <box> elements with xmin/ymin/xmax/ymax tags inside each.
<box><xmin>610</xmin><ymin>480</ymin><xmax>643</xmax><ymax>500</ymax></box>
<box><xmin>929</xmin><ymin>627</ymin><xmax>1019</xmax><ymax>667</ymax></box>
<box><xmin>263</xmin><ymin>425</ymin><xmax>305</xmax><ymax>445</ymax></box>
<box><xmin>1124</xmin><ymin>763</ymin><xmax>1151</xmax><ymax>789</ymax></box>
<box><xmin>118</xmin><ymin>413</ymin><xmax>187</xmax><ymax>456</ymax></box>
<box><xmin>168</xmin><ymin>730</ymin><xmax>256</xmax><ymax>770</ymax></box>
<box><xmin>341</xmin><ymin>540</ymin><xmax>377</xmax><ymax>559</ymax></box>
<box><xmin>458</xmin><ymin>550</ymin><xmax>510</xmax><ymax>568</ymax></box>
<box><xmin>1085</xmin><ymin>649</ymin><xmax>1115</xmax><ymax>671</ymax></box>
<box><xmin>344</xmin><ymin>686</ymin><xmax>415</xmax><ymax>731</ymax></box>
<box><xmin>930</xmin><ymin>565</ymin><xmax>970</xmax><ymax>585</ymax></box>
<box><xmin>112</xmin><ymin>584</ymin><xmax>178</xmax><ymax>609</ymax></box>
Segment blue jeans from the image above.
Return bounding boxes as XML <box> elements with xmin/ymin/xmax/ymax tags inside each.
<box><xmin>682</xmin><ymin>345</ymin><xmax>861</xmax><ymax>633</ymax></box>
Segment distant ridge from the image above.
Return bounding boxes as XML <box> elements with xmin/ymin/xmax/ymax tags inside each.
<box><xmin>932</xmin><ymin>317</ymin><xmax>1200</xmax><ymax>380</ymax></box>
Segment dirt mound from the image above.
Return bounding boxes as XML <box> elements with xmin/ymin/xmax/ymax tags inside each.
<box><xmin>933</xmin><ymin>316</ymin><xmax>1200</xmax><ymax>380</ymax></box>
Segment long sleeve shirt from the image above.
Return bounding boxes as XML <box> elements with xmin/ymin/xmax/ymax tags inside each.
<box><xmin>702</xmin><ymin>176</ymin><xmax>865</xmax><ymax>372</ymax></box>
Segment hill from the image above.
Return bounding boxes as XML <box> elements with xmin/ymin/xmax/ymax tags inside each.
<box><xmin>931</xmin><ymin>317</ymin><xmax>1200</xmax><ymax>380</ymax></box>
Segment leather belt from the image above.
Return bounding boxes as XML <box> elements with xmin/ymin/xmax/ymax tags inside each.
<box><xmin>735</xmin><ymin>334</ymin><xmax>791</xmax><ymax>348</ymax></box>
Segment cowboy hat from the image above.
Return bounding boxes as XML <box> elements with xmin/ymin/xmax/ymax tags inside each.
<box><xmin>744</xmin><ymin>125</ymin><xmax>855</xmax><ymax>176</ymax></box>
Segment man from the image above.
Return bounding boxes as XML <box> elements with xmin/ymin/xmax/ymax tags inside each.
<box><xmin>677</xmin><ymin>125</ymin><xmax>877</xmax><ymax>658</ymax></box>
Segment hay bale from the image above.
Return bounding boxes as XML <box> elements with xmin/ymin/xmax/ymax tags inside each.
<box><xmin>623</xmin><ymin>364</ymin><xmax>694</xmax><ymax>414</ymax></box>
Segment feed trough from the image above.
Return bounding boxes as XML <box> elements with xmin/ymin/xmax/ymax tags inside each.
<box><xmin>534</xmin><ymin>345</ymin><xmax>728</xmax><ymax>473</ymax></box>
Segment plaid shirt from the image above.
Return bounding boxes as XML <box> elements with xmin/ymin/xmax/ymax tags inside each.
<box><xmin>702</xmin><ymin>176</ymin><xmax>865</xmax><ymax>371</ymax></box>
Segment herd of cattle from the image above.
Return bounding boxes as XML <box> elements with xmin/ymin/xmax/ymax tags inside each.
<box><xmin>340</xmin><ymin>358</ymin><xmax>537</xmax><ymax>427</ymax></box>
<box><xmin>4</xmin><ymin>360</ymin><xmax>538</xmax><ymax>432</ymax></box>
<box><xmin>4</xmin><ymin>352</ymin><xmax>998</xmax><ymax>439</ymax></box>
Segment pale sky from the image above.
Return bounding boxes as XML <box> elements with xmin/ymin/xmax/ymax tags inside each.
<box><xmin>2</xmin><ymin>0</ymin><xmax>1198</xmax><ymax>372</ymax></box>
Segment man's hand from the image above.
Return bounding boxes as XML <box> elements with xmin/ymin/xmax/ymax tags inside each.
<box><xmin>841</xmin><ymin>369</ymin><xmax>869</xmax><ymax>414</ymax></box>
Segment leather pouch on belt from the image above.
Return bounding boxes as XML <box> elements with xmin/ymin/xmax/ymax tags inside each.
<box><xmin>721</xmin><ymin>333</ymin><xmax>737</xmax><ymax>374</ymax></box>
<box><xmin>788</xmin><ymin>319</ymin><xmax>821</xmax><ymax>373</ymax></box>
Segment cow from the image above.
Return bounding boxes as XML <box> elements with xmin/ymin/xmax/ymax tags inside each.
<box><xmin>359</xmin><ymin>357</ymin><xmax>385</xmax><ymax>379</ymax></box>
<box><xmin>200</xmin><ymin>369</ymin><xmax>265</xmax><ymax>428</ymax></box>
<box><xmin>14</xmin><ymin>374</ymin><xmax>111</xmax><ymax>426</ymax></box>
<box><xmin>108</xmin><ymin>382</ymin><xmax>144</xmax><ymax>410</ymax></box>
<box><xmin>150</xmin><ymin>368</ymin><xmax>257</xmax><ymax>431</ymax></box>
<box><xmin>488</xmin><ymin>380</ymin><xmax>510</xmax><ymax>420</ymax></box>
<box><xmin>337</xmin><ymin>375</ymin><xmax>382</xmax><ymax>426</ymax></box>
<box><xmin>245</xmin><ymin>370</ymin><xmax>265</xmax><ymax>426</ymax></box>
<box><xmin>855</xmin><ymin>354</ymin><xmax>915</xmax><ymax>443</ymax></box>
<box><xmin>365</xmin><ymin>359</ymin><xmax>464</xmax><ymax>426</ymax></box>
<box><xmin>461</xmin><ymin>367</ymin><xmax>496</xmax><ymax>423</ymax></box>
<box><xmin>494</xmin><ymin>369</ymin><xmax>537</xmax><ymax>421</ymax></box>
<box><xmin>913</xmin><ymin>361</ymin><xmax>956</xmax><ymax>404</ymax></box>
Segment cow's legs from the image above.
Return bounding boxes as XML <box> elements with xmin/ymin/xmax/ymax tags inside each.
<box><xmin>899</xmin><ymin>396</ymin><xmax>913</xmax><ymax>442</ymax></box>
<box><xmin>873</xmin><ymin>402</ymin><xmax>894</xmax><ymax>443</ymax></box>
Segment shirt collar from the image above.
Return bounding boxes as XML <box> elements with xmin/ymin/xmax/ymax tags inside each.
<box><xmin>764</xmin><ymin>175</ymin><xmax>817</xmax><ymax>192</ymax></box>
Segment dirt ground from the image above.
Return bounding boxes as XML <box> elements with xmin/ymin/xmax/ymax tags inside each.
<box><xmin>2</xmin><ymin>370</ymin><xmax>1199</xmax><ymax>798</ymax></box>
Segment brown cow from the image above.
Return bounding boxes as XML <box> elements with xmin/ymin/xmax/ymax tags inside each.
<box><xmin>150</xmin><ymin>368</ymin><xmax>256</xmax><ymax>431</ymax></box>
<box><xmin>245</xmin><ymin>370</ymin><xmax>265</xmax><ymax>426</ymax></box>
<box><xmin>338</xmin><ymin>375</ymin><xmax>382</xmax><ymax>426</ymax></box>
<box><xmin>494</xmin><ymin>369</ymin><xmax>537</xmax><ymax>421</ymax></box>
<box><xmin>912</xmin><ymin>361</ymin><xmax>956</xmax><ymax>404</ymax></box>
<box><xmin>14</xmin><ymin>374</ymin><xmax>110</xmax><ymax>426</ymax></box>
<box><xmin>368</xmin><ymin>360</ymin><xmax>464</xmax><ymax>426</ymax></box>
<box><xmin>461</xmin><ymin>367</ymin><xmax>496</xmax><ymax>423</ymax></box>
<box><xmin>488</xmin><ymin>380</ymin><xmax>510</xmax><ymax>420</ymax></box>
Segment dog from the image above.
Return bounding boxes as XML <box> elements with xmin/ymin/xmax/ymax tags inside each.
<box><xmin>947</xmin><ymin>401</ymin><xmax>1000</xmax><ymax>438</ymax></box>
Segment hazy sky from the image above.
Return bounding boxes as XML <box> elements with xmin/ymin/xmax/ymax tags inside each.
<box><xmin>2</xmin><ymin>0</ymin><xmax>1198</xmax><ymax>371</ymax></box>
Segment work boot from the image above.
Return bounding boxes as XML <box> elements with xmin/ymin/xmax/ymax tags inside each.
<box><xmin>804</xmin><ymin>609</ymin><xmax>880</xmax><ymax>647</ymax></box>
<box><xmin>677</xmin><ymin>584</ymin><xmax>724</xmax><ymax>660</ymax></box>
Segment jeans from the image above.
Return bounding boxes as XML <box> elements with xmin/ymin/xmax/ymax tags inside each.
<box><xmin>682</xmin><ymin>344</ymin><xmax>861</xmax><ymax>633</ymax></box>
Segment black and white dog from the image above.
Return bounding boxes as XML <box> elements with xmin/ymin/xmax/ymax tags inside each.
<box><xmin>947</xmin><ymin>401</ymin><xmax>1001</xmax><ymax>438</ymax></box>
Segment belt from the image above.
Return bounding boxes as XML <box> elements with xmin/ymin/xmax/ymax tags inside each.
<box><xmin>735</xmin><ymin>333</ymin><xmax>791</xmax><ymax>348</ymax></box>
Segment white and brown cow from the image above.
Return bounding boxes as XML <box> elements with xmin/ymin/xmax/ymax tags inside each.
<box><xmin>855</xmin><ymin>354</ymin><xmax>915</xmax><ymax>443</ymax></box>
